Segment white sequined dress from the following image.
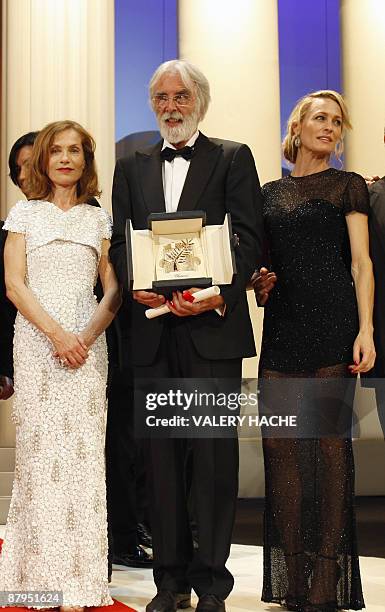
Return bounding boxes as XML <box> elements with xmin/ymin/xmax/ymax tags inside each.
<box><xmin>0</xmin><ymin>200</ymin><xmax>113</xmax><ymax>607</ymax></box>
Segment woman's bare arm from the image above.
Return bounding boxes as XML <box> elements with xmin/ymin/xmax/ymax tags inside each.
<box><xmin>346</xmin><ymin>212</ymin><xmax>375</xmax><ymax>373</ymax></box>
<box><xmin>5</xmin><ymin>232</ymin><xmax>88</xmax><ymax>367</ymax></box>
<box><xmin>78</xmin><ymin>239</ymin><xmax>122</xmax><ymax>347</ymax></box>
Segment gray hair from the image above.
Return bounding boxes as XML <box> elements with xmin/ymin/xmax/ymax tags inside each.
<box><xmin>149</xmin><ymin>60</ymin><xmax>211</xmax><ymax>121</ymax></box>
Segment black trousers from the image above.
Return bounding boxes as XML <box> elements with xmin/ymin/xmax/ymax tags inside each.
<box><xmin>361</xmin><ymin>366</ymin><xmax>385</xmax><ymax>439</ymax></box>
<box><xmin>134</xmin><ymin>318</ymin><xmax>241</xmax><ymax>599</ymax></box>
<box><xmin>106</xmin><ymin>366</ymin><xmax>149</xmax><ymax>553</ymax></box>
<box><xmin>375</xmin><ymin>384</ymin><xmax>385</xmax><ymax>439</ymax></box>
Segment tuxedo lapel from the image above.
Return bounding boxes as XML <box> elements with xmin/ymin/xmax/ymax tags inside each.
<box><xmin>136</xmin><ymin>141</ymin><xmax>165</xmax><ymax>214</ymax></box>
<box><xmin>177</xmin><ymin>133</ymin><xmax>222</xmax><ymax>212</ymax></box>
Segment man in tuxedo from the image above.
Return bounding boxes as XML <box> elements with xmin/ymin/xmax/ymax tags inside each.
<box><xmin>110</xmin><ymin>60</ymin><xmax>263</xmax><ymax>612</ymax></box>
<box><xmin>1</xmin><ymin>132</ymin><xmax>38</xmax><ymax>400</ymax></box>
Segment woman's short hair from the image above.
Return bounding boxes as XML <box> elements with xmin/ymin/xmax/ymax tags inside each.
<box><xmin>26</xmin><ymin>120</ymin><xmax>101</xmax><ymax>202</ymax></box>
<box><xmin>8</xmin><ymin>131</ymin><xmax>39</xmax><ymax>186</ymax></box>
<box><xmin>282</xmin><ymin>90</ymin><xmax>352</xmax><ymax>164</ymax></box>
<box><xmin>149</xmin><ymin>59</ymin><xmax>211</xmax><ymax>121</ymax></box>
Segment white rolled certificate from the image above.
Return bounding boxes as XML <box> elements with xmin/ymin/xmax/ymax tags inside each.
<box><xmin>145</xmin><ymin>285</ymin><xmax>221</xmax><ymax>319</ymax></box>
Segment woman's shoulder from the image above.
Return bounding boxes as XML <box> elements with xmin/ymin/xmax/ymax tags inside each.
<box><xmin>3</xmin><ymin>200</ymin><xmax>42</xmax><ymax>233</ymax></box>
<box><xmin>12</xmin><ymin>199</ymin><xmax>55</xmax><ymax>212</ymax></box>
<box><xmin>85</xmin><ymin>204</ymin><xmax>111</xmax><ymax>221</ymax></box>
<box><xmin>345</xmin><ymin>170</ymin><xmax>368</xmax><ymax>188</ymax></box>
<box><xmin>329</xmin><ymin>168</ymin><xmax>367</xmax><ymax>187</ymax></box>
<box><xmin>83</xmin><ymin>205</ymin><xmax>112</xmax><ymax>238</ymax></box>
<box><xmin>262</xmin><ymin>177</ymin><xmax>287</xmax><ymax>191</ymax></box>
<box><xmin>261</xmin><ymin>176</ymin><xmax>289</xmax><ymax>201</ymax></box>
<box><xmin>6</xmin><ymin>199</ymin><xmax>43</xmax><ymax>219</ymax></box>
<box><xmin>10</xmin><ymin>199</ymin><xmax>37</xmax><ymax>211</ymax></box>
<box><xmin>331</xmin><ymin>170</ymin><xmax>370</xmax><ymax>214</ymax></box>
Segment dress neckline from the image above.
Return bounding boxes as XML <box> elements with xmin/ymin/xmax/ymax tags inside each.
<box><xmin>288</xmin><ymin>168</ymin><xmax>335</xmax><ymax>180</ymax></box>
<box><xmin>43</xmin><ymin>201</ymin><xmax>87</xmax><ymax>214</ymax></box>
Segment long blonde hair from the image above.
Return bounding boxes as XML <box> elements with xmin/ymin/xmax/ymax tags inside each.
<box><xmin>282</xmin><ymin>90</ymin><xmax>352</xmax><ymax>164</ymax></box>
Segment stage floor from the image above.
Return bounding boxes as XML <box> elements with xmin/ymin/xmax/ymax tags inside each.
<box><xmin>1</xmin><ymin>525</ymin><xmax>384</xmax><ymax>611</ymax></box>
<box><xmin>110</xmin><ymin>543</ymin><xmax>385</xmax><ymax>612</ymax></box>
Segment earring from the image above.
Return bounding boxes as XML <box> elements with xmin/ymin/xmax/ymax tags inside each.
<box><xmin>294</xmin><ymin>135</ymin><xmax>301</xmax><ymax>147</ymax></box>
<box><xmin>335</xmin><ymin>139</ymin><xmax>344</xmax><ymax>157</ymax></box>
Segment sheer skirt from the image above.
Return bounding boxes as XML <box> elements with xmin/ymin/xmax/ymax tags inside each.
<box><xmin>260</xmin><ymin>365</ymin><xmax>365</xmax><ymax>611</ymax></box>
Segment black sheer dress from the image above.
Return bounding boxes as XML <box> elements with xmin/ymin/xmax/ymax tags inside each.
<box><xmin>259</xmin><ymin>168</ymin><xmax>370</xmax><ymax>611</ymax></box>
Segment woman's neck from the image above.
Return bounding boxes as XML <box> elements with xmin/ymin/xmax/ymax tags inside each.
<box><xmin>50</xmin><ymin>185</ymin><xmax>78</xmax><ymax>210</ymax></box>
<box><xmin>291</xmin><ymin>150</ymin><xmax>330</xmax><ymax>177</ymax></box>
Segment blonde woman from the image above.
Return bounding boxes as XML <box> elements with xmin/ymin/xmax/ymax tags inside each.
<box><xmin>256</xmin><ymin>92</ymin><xmax>375</xmax><ymax>611</ymax></box>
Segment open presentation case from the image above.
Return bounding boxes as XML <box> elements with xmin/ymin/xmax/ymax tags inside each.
<box><xmin>125</xmin><ymin>210</ymin><xmax>237</xmax><ymax>296</ymax></box>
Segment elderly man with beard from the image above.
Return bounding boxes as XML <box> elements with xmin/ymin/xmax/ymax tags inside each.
<box><xmin>110</xmin><ymin>60</ymin><xmax>263</xmax><ymax>612</ymax></box>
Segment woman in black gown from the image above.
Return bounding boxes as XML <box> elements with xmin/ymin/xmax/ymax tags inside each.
<box><xmin>256</xmin><ymin>91</ymin><xmax>375</xmax><ymax>612</ymax></box>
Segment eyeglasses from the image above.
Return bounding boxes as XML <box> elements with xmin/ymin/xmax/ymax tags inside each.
<box><xmin>152</xmin><ymin>93</ymin><xmax>193</xmax><ymax>108</ymax></box>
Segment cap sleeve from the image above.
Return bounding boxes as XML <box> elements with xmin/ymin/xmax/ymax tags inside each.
<box><xmin>98</xmin><ymin>207</ymin><xmax>112</xmax><ymax>240</ymax></box>
<box><xmin>3</xmin><ymin>200</ymin><xmax>32</xmax><ymax>234</ymax></box>
<box><xmin>342</xmin><ymin>173</ymin><xmax>370</xmax><ymax>215</ymax></box>
<box><xmin>261</xmin><ymin>181</ymin><xmax>274</xmax><ymax>198</ymax></box>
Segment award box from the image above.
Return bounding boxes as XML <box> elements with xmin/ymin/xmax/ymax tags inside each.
<box><xmin>125</xmin><ymin>210</ymin><xmax>237</xmax><ymax>295</ymax></box>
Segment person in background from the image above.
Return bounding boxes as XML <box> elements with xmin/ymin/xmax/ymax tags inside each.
<box><xmin>0</xmin><ymin>222</ymin><xmax>16</xmax><ymax>400</ymax></box>
<box><xmin>8</xmin><ymin>132</ymin><xmax>39</xmax><ymax>193</ymax></box>
<box><xmin>106</xmin><ymin>125</ymin><xmax>158</xmax><ymax>572</ymax></box>
<box><xmin>106</xmin><ymin>292</ymin><xmax>154</xmax><ymax>567</ymax></box>
<box><xmin>0</xmin><ymin>133</ymin><xmax>39</xmax><ymax>400</ymax></box>
<box><xmin>361</xmin><ymin>171</ymin><xmax>385</xmax><ymax>436</ymax></box>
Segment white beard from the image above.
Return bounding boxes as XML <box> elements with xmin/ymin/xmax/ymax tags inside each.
<box><xmin>158</xmin><ymin>109</ymin><xmax>200</xmax><ymax>144</ymax></box>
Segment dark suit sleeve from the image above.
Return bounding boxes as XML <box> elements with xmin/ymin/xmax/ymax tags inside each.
<box><xmin>368</xmin><ymin>182</ymin><xmax>385</xmax><ymax>376</ymax></box>
<box><xmin>0</xmin><ymin>301</ymin><xmax>16</xmax><ymax>379</ymax></box>
<box><xmin>370</xmin><ymin>187</ymin><xmax>385</xmax><ymax>238</ymax></box>
<box><xmin>109</xmin><ymin>159</ymin><xmax>132</xmax><ymax>290</ymax></box>
<box><xmin>220</xmin><ymin>144</ymin><xmax>264</xmax><ymax>312</ymax></box>
<box><xmin>0</xmin><ymin>227</ymin><xmax>16</xmax><ymax>378</ymax></box>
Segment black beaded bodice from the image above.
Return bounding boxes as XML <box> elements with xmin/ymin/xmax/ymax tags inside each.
<box><xmin>260</xmin><ymin>168</ymin><xmax>370</xmax><ymax>372</ymax></box>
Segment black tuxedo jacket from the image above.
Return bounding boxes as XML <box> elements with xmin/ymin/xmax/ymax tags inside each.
<box><xmin>0</xmin><ymin>222</ymin><xmax>17</xmax><ymax>378</ymax></box>
<box><xmin>367</xmin><ymin>178</ymin><xmax>385</xmax><ymax>377</ymax></box>
<box><xmin>110</xmin><ymin>132</ymin><xmax>264</xmax><ymax>366</ymax></box>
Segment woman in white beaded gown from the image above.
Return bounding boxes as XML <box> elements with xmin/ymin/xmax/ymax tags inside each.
<box><xmin>1</xmin><ymin>120</ymin><xmax>121</xmax><ymax>610</ymax></box>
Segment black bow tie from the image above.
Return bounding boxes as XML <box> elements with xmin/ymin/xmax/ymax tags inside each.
<box><xmin>160</xmin><ymin>145</ymin><xmax>195</xmax><ymax>162</ymax></box>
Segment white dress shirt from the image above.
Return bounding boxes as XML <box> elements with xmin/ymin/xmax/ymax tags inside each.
<box><xmin>161</xmin><ymin>131</ymin><xmax>199</xmax><ymax>213</ymax></box>
<box><xmin>161</xmin><ymin>131</ymin><xmax>225</xmax><ymax>316</ymax></box>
